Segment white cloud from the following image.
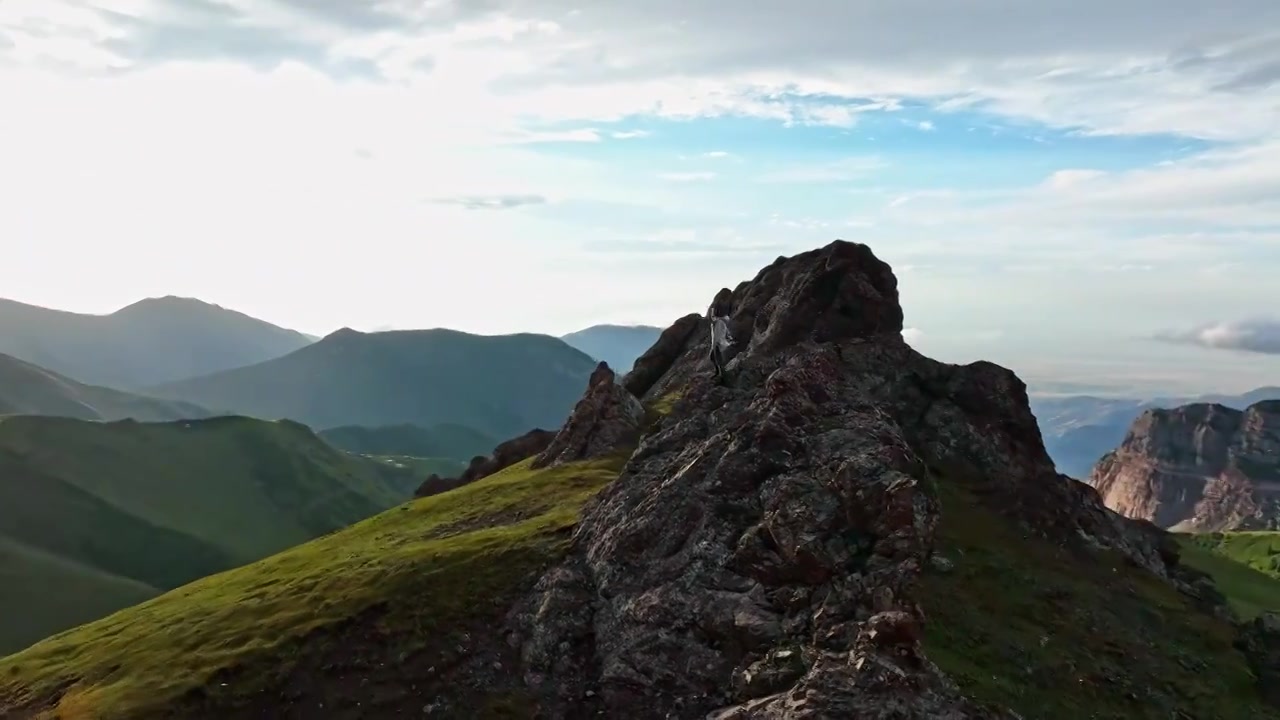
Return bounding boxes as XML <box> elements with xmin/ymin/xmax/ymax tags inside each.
<box><xmin>916</xmin><ymin>120</ymin><xmax>935</xmax><ymax>131</ymax></box>
<box><xmin>611</xmin><ymin>130</ymin><xmax>651</xmax><ymax>139</ymax></box>
<box><xmin>1156</xmin><ymin>319</ymin><xmax>1280</xmax><ymax>355</ymax></box>
<box><xmin>658</xmin><ymin>171</ymin><xmax>717</xmax><ymax>182</ymax></box>
<box><xmin>757</xmin><ymin>157</ymin><xmax>887</xmax><ymax>183</ymax></box>
<box><xmin>901</xmin><ymin>327</ymin><xmax>924</xmax><ymax>343</ymax></box>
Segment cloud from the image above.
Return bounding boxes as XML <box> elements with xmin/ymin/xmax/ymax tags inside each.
<box><xmin>703</xmin><ymin>150</ymin><xmax>733</xmax><ymax>158</ymax></box>
<box><xmin>901</xmin><ymin>327</ymin><xmax>924</xmax><ymax>343</ymax></box>
<box><xmin>611</xmin><ymin>130</ymin><xmax>651</xmax><ymax>139</ymax></box>
<box><xmin>1155</xmin><ymin>318</ymin><xmax>1280</xmax><ymax>355</ymax></box>
<box><xmin>5</xmin><ymin>0</ymin><xmax>1279</xmax><ymax>147</ymax></box>
<box><xmin>916</xmin><ymin>120</ymin><xmax>935</xmax><ymax>131</ymax></box>
<box><xmin>505</xmin><ymin>128</ymin><xmax>602</xmax><ymax>143</ymax></box>
<box><xmin>432</xmin><ymin>194</ymin><xmax>548</xmax><ymax>210</ymax></box>
<box><xmin>658</xmin><ymin>171</ymin><xmax>717</xmax><ymax>182</ymax></box>
<box><xmin>757</xmin><ymin>156</ymin><xmax>887</xmax><ymax>183</ymax></box>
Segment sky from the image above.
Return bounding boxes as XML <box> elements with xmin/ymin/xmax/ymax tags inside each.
<box><xmin>2</xmin><ymin>0</ymin><xmax>1279</xmax><ymax>397</ymax></box>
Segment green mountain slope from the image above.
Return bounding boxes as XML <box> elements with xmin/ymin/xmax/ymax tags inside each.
<box><xmin>923</xmin><ymin>476</ymin><xmax>1280</xmax><ymax>719</ymax></box>
<box><xmin>0</xmin><ymin>454</ymin><xmax>626</xmax><ymax>718</ymax></box>
<box><xmin>0</xmin><ymin>296</ymin><xmax>314</xmax><ymax>390</ymax></box>
<box><xmin>149</xmin><ymin>328</ymin><xmax>598</xmax><ymax>439</ymax></box>
<box><xmin>1179</xmin><ymin>532</ymin><xmax>1280</xmax><ymax>619</ymax></box>
<box><xmin>318</xmin><ymin>422</ymin><xmax>496</xmax><ymax>462</ymax></box>
<box><xmin>0</xmin><ymin>353</ymin><xmax>210</xmax><ymax>422</ymax></box>
<box><xmin>0</xmin><ymin>415</ymin><xmax>421</xmax><ymax>656</ymax></box>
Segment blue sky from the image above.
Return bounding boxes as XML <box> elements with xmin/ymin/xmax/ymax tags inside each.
<box><xmin>2</xmin><ymin>0</ymin><xmax>1279</xmax><ymax>396</ymax></box>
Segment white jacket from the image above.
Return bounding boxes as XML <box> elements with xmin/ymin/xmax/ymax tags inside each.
<box><xmin>710</xmin><ymin>315</ymin><xmax>734</xmax><ymax>351</ymax></box>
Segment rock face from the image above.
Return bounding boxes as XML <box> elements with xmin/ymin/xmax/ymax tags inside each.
<box><xmin>533</xmin><ymin>362</ymin><xmax>645</xmax><ymax>469</ymax></box>
<box><xmin>413</xmin><ymin>428</ymin><xmax>555</xmax><ymax>498</ymax></box>
<box><xmin>504</xmin><ymin>240</ymin><xmax>1163</xmax><ymax>719</ymax></box>
<box><xmin>1089</xmin><ymin>401</ymin><xmax>1280</xmax><ymax>531</ymax></box>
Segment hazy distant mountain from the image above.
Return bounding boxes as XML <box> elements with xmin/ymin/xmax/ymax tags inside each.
<box><xmin>0</xmin><ymin>296</ymin><xmax>314</xmax><ymax>389</ymax></box>
<box><xmin>0</xmin><ymin>353</ymin><xmax>210</xmax><ymax>422</ymax></box>
<box><xmin>150</xmin><ymin>328</ymin><xmax>599</xmax><ymax>439</ymax></box>
<box><xmin>1031</xmin><ymin>386</ymin><xmax>1280</xmax><ymax>478</ymax></box>
<box><xmin>561</xmin><ymin>324</ymin><xmax>663</xmax><ymax>374</ymax></box>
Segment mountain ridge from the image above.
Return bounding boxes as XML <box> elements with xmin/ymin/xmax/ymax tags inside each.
<box><xmin>1089</xmin><ymin>399</ymin><xmax>1280</xmax><ymax>531</ymax></box>
<box><xmin>560</xmin><ymin>324</ymin><xmax>664</xmax><ymax>373</ymax></box>
<box><xmin>1032</xmin><ymin>386</ymin><xmax>1280</xmax><ymax>478</ymax></box>
<box><xmin>148</xmin><ymin>327</ymin><xmax>600</xmax><ymax>439</ymax></box>
<box><xmin>0</xmin><ymin>296</ymin><xmax>314</xmax><ymax>389</ymax></box>
<box><xmin>0</xmin><ymin>352</ymin><xmax>211</xmax><ymax>422</ymax></box>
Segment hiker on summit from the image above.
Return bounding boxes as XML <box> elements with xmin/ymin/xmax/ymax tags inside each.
<box><xmin>707</xmin><ymin>297</ymin><xmax>735</xmax><ymax>381</ymax></box>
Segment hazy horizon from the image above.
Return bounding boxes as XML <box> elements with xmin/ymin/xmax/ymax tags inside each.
<box><xmin>4</xmin><ymin>1</ymin><xmax>1278</xmax><ymax>398</ymax></box>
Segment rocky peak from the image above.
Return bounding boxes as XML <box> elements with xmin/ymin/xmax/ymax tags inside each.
<box><xmin>498</xmin><ymin>239</ymin><xmax>1164</xmax><ymax>718</ymax></box>
<box><xmin>1089</xmin><ymin>399</ymin><xmax>1280</xmax><ymax>531</ymax></box>
<box><xmin>533</xmin><ymin>362</ymin><xmax>645</xmax><ymax>469</ymax></box>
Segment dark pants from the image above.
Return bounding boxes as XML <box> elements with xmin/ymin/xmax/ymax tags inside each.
<box><xmin>709</xmin><ymin>344</ymin><xmax>726</xmax><ymax>376</ymax></box>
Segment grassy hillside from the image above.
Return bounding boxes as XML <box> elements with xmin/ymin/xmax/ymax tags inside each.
<box><xmin>921</xmin><ymin>476</ymin><xmax>1280</xmax><ymax>720</ymax></box>
<box><xmin>0</xmin><ymin>415</ymin><xmax>422</xmax><ymax>656</ymax></box>
<box><xmin>150</xmin><ymin>328</ymin><xmax>598</xmax><ymax>440</ymax></box>
<box><xmin>0</xmin><ymin>454</ymin><xmax>626</xmax><ymax>718</ymax></box>
<box><xmin>1178</xmin><ymin>532</ymin><xmax>1280</xmax><ymax>619</ymax></box>
<box><xmin>0</xmin><ymin>296</ymin><xmax>313</xmax><ymax>390</ymax></box>
<box><xmin>0</xmin><ymin>353</ymin><xmax>210</xmax><ymax>422</ymax></box>
<box><xmin>319</xmin><ymin>422</ymin><xmax>496</xmax><ymax>462</ymax></box>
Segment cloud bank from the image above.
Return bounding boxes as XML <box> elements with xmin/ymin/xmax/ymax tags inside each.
<box><xmin>1156</xmin><ymin>319</ymin><xmax>1280</xmax><ymax>355</ymax></box>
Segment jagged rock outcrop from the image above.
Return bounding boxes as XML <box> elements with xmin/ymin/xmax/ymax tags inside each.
<box><xmin>533</xmin><ymin>362</ymin><xmax>645</xmax><ymax>469</ymax></box>
<box><xmin>1089</xmin><ymin>401</ymin><xmax>1280</xmax><ymax>531</ymax></box>
<box><xmin>413</xmin><ymin>428</ymin><xmax>555</xmax><ymax>498</ymax></box>
<box><xmin>502</xmin><ymin>240</ymin><xmax>1163</xmax><ymax>719</ymax></box>
<box><xmin>624</xmin><ymin>312</ymin><xmax>704</xmax><ymax>399</ymax></box>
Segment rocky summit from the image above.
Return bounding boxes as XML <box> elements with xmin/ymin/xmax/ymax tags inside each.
<box><xmin>501</xmin><ymin>240</ymin><xmax>1172</xmax><ymax>718</ymax></box>
<box><xmin>1089</xmin><ymin>400</ymin><xmax>1280</xmax><ymax>531</ymax></box>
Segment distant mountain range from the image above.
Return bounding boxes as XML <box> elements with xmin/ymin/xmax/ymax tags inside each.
<box><xmin>149</xmin><ymin>327</ymin><xmax>599</xmax><ymax>440</ymax></box>
<box><xmin>0</xmin><ymin>414</ymin><xmax>419</xmax><ymax>655</ymax></box>
<box><xmin>561</xmin><ymin>324</ymin><xmax>663</xmax><ymax>374</ymax></box>
<box><xmin>0</xmin><ymin>296</ymin><xmax>314</xmax><ymax>390</ymax></box>
<box><xmin>0</xmin><ymin>352</ymin><xmax>211</xmax><ymax>422</ymax></box>
<box><xmin>1030</xmin><ymin>386</ymin><xmax>1280</xmax><ymax>478</ymax></box>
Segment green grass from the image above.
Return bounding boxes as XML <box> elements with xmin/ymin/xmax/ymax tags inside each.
<box><xmin>921</xmin><ymin>476</ymin><xmax>1280</xmax><ymax>720</ymax></box>
<box><xmin>0</xmin><ymin>454</ymin><xmax>627</xmax><ymax>719</ymax></box>
<box><xmin>0</xmin><ymin>414</ymin><xmax>423</xmax><ymax>657</ymax></box>
<box><xmin>1177</xmin><ymin>532</ymin><xmax>1280</xmax><ymax>619</ymax></box>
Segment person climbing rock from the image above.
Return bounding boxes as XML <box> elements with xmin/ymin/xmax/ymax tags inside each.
<box><xmin>707</xmin><ymin>297</ymin><xmax>735</xmax><ymax>382</ymax></box>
